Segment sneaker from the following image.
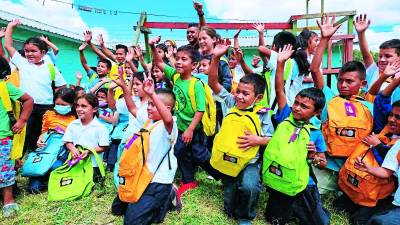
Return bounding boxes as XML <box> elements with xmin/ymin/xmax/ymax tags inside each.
<box><xmin>3</xmin><ymin>203</ymin><xmax>19</xmax><ymax>218</ymax></box>
<box><xmin>176</xmin><ymin>181</ymin><xmax>199</xmax><ymax>199</ymax></box>
<box><xmin>238</xmin><ymin>219</ymin><xmax>252</xmax><ymax>225</ymax></box>
<box><xmin>171</xmin><ymin>184</ymin><xmax>182</xmax><ymax>212</ymax></box>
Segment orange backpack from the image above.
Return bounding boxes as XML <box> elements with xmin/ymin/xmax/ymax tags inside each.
<box><xmin>322</xmin><ymin>96</ymin><xmax>373</xmax><ymax>157</ymax></box>
<box><xmin>338</xmin><ymin>126</ymin><xmax>397</xmax><ymax>207</ymax></box>
<box><xmin>118</xmin><ymin>120</ymin><xmax>171</xmax><ymax>203</ymax></box>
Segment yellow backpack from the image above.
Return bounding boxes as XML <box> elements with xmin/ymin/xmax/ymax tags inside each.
<box><xmin>0</xmin><ymin>81</ymin><xmax>26</xmax><ymax>159</ymax></box>
<box><xmin>210</xmin><ymin>106</ymin><xmax>265</xmax><ymax>177</ymax></box>
<box><xmin>173</xmin><ymin>74</ymin><xmax>217</xmax><ymax>136</ymax></box>
<box><xmin>322</xmin><ymin>96</ymin><xmax>373</xmax><ymax>157</ymax></box>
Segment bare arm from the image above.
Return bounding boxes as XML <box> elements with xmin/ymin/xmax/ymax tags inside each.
<box><xmin>0</xmin><ymin>27</ymin><xmax>8</xmax><ymax>62</ymax></box>
<box><xmin>355</xmin><ymin>156</ymin><xmax>394</xmax><ymax>179</ymax></box>
<box><xmin>40</xmin><ymin>36</ymin><xmax>59</xmax><ymax>55</ymax></box>
<box><xmin>4</xmin><ymin>19</ymin><xmax>20</xmax><ymax>58</ymax></box>
<box><xmin>354</xmin><ymin>14</ymin><xmax>374</xmax><ymax>68</ymax></box>
<box><xmin>78</xmin><ymin>43</ymin><xmax>90</xmax><ymax>73</ymax></box>
<box><xmin>194</xmin><ymin>2</ymin><xmax>207</xmax><ymax>28</ymax></box>
<box><xmin>149</xmin><ymin>36</ymin><xmax>165</xmax><ymax>72</ymax></box>
<box><xmin>113</xmin><ymin>73</ymin><xmax>138</xmax><ymax>117</ymax></box>
<box><xmin>253</xmin><ymin>23</ymin><xmax>266</xmax><ymax>47</ymax></box>
<box><xmin>209</xmin><ymin>43</ymin><xmax>229</xmax><ymax>94</ymax></box>
<box><xmin>90</xmin><ymin>78</ymin><xmax>109</xmax><ymax>94</ymax></box>
<box><xmin>12</xmin><ymin>93</ymin><xmax>33</xmax><ymax>134</ymax></box>
<box><xmin>75</xmin><ymin>71</ymin><xmax>83</xmax><ymax>87</ymax></box>
<box><xmin>83</xmin><ymin>30</ymin><xmax>109</xmax><ymax>61</ymax></box>
<box><xmin>234</xmin><ymin>48</ymin><xmax>253</xmax><ymax>75</ymax></box>
<box><xmin>97</xmin><ymin>34</ymin><xmax>117</xmax><ymax>62</ymax></box>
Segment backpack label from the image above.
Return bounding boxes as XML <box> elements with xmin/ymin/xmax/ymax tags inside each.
<box><xmin>33</xmin><ymin>156</ymin><xmax>42</xmax><ymax>163</ymax></box>
<box><xmin>223</xmin><ymin>153</ymin><xmax>238</xmax><ymax>164</ymax></box>
<box><xmin>289</xmin><ymin>127</ymin><xmax>301</xmax><ymax>143</ymax></box>
<box><xmin>125</xmin><ymin>133</ymin><xmax>139</xmax><ymax>149</ymax></box>
<box><xmin>60</xmin><ymin>178</ymin><xmax>73</xmax><ymax>187</ymax></box>
<box><xmin>119</xmin><ymin>176</ymin><xmax>125</xmax><ymax>185</ymax></box>
<box><xmin>336</xmin><ymin>128</ymin><xmax>356</xmax><ymax>137</ymax></box>
<box><xmin>344</xmin><ymin>102</ymin><xmax>357</xmax><ymax>117</ymax></box>
<box><xmin>269</xmin><ymin>165</ymin><xmax>283</xmax><ymax>177</ymax></box>
<box><xmin>347</xmin><ymin>174</ymin><xmax>359</xmax><ymax>187</ymax></box>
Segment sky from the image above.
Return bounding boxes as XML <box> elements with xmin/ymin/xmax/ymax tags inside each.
<box><xmin>2</xmin><ymin>0</ymin><xmax>400</xmax><ymax>51</ymax></box>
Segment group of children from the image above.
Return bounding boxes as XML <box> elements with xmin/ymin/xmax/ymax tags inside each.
<box><xmin>1</xmin><ymin>2</ymin><xmax>400</xmax><ymax>225</ymax></box>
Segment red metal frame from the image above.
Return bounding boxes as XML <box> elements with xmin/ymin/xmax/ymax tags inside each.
<box><xmin>143</xmin><ymin>22</ymin><xmax>292</xmax><ymax>30</ymax></box>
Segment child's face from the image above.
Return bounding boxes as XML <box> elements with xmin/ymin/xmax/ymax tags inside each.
<box><xmin>55</xmin><ymin>97</ymin><xmax>71</xmax><ymax>106</ymax></box>
<box><xmin>132</xmin><ymin>77</ymin><xmax>145</xmax><ymax>97</ymax></box>
<box><xmin>228</xmin><ymin>55</ymin><xmax>238</xmax><ymax>69</ymax></box>
<box><xmin>198</xmin><ymin>59</ymin><xmax>210</xmax><ymax>74</ymax></box>
<box><xmin>291</xmin><ymin>95</ymin><xmax>318</xmax><ymax>121</ymax></box>
<box><xmin>24</xmin><ymin>43</ymin><xmax>45</xmax><ymax>64</ymax></box>
<box><xmin>387</xmin><ymin>106</ymin><xmax>400</xmax><ymax>134</ymax></box>
<box><xmin>198</xmin><ymin>31</ymin><xmax>216</xmax><ymax>53</ymax></box>
<box><xmin>152</xmin><ymin>66</ymin><xmax>165</xmax><ymax>82</ymax></box>
<box><xmin>337</xmin><ymin>71</ymin><xmax>366</xmax><ymax>97</ymax></box>
<box><xmin>234</xmin><ymin>82</ymin><xmax>260</xmax><ymax>110</ymax></box>
<box><xmin>308</xmin><ymin>35</ymin><xmax>320</xmax><ymax>55</ymax></box>
<box><xmin>251</xmin><ymin>56</ymin><xmax>261</xmax><ymax>67</ymax></box>
<box><xmin>115</xmin><ymin>48</ymin><xmax>127</xmax><ymax>63</ymax></box>
<box><xmin>125</xmin><ymin>63</ymin><xmax>133</xmax><ymax>76</ymax></box>
<box><xmin>378</xmin><ymin>48</ymin><xmax>400</xmax><ymax>72</ymax></box>
<box><xmin>75</xmin><ymin>98</ymin><xmax>97</xmax><ymax>121</ymax></box>
<box><xmin>157</xmin><ymin>48</ymin><xmax>166</xmax><ymax>59</ymax></box>
<box><xmin>97</xmin><ymin>62</ymin><xmax>109</xmax><ymax>76</ymax></box>
<box><xmin>147</xmin><ymin>94</ymin><xmax>172</xmax><ymax>121</ymax></box>
<box><xmin>175</xmin><ymin>51</ymin><xmax>196</xmax><ymax>74</ymax></box>
<box><xmin>96</xmin><ymin>92</ymin><xmax>107</xmax><ymax>103</ymax></box>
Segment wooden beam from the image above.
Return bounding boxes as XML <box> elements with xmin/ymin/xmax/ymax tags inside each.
<box><xmin>290</xmin><ymin>10</ymin><xmax>357</xmax><ymax>21</ymax></box>
<box><xmin>143</xmin><ymin>22</ymin><xmax>292</xmax><ymax>30</ymax></box>
<box><xmin>134</xmin><ymin>12</ymin><xmax>147</xmax><ymax>45</ymax></box>
<box><xmin>334</xmin><ymin>16</ymin><xmax>349</xmax><ymax>27</ymax></box>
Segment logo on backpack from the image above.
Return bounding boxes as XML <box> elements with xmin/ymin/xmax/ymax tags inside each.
<box><xmin>60</xmin><ymin>178</ymin><xmax>73</xmax><ymax>187</ymax></box>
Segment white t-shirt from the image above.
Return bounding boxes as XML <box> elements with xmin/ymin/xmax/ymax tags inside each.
<box><xmin>149</xmin><ymin>117</ymin><xmax>178</xmax><ymax>184</ymax></box>
<box><xmin>381</xmin><ymin>141</ymin><xmax>400</xmax><ymax>206</ymax></box>
<box><xmin>63</xmin><ymin>117</ymin><xmax>110</xmax><ymax>167</ymax></box>
<box><xmin>122</xmin><ymin>96</ymin><xmax>148</xmax><ymax>143</ymax></box>
<box><xmin>11</xmin><ymin>52</ymin><xmax>66</xmax><ymax>105</ymax></box>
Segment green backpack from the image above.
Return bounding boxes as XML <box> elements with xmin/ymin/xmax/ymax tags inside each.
<box><xmin>262</xmin><ymin>114</ymin><xmax>314</xmax><ymax>196</ymax></box>
<box><xmin>48</xmin><ymin>145</ymin><xmax>105</xmax><ymax>201</ymax></box>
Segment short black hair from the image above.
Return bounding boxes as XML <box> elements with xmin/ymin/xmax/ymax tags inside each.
<box><xmin>272</xmin><ymin>31</ymin><xmax>297</xmax><ymax>50</ymax></box>
<box><xmin>379</xmin><ymin>39</ymin><xmax>400</xmax><ymax>55</ymax></box>
<box><xmin>0</xmin><ymin>57</ymin><xmax>11</xmax><ymax>79</ymax></box>
<box><xmin>98</xmin><ymin>58</ymin><xmax>112</xmax><ymax>69</ymax></box>
<box><xmin>156</xmin><ymin>43</ymin><xmax>168</xmax><ymax>53</ymax></box>
<box><xmin>188</xmin><ymin>23</ymin><xmax>199</xmax><ymax>29</ymax></box>
<box><xmin>297</xmin><ymin>87</ymin><xmax>326</xmax><ymax>111</ymax></box>
<box><xmin>201</xmin><ymin>55</ymin><xmax>212</xmax><ymax>61</ymax></box>
<box><xmin>155</xmin><ymin>88</ymin><xmax>176</xmax><ymax>112</ymax></box>
<box><xmin>339</xmin><ymin>61</ymin><xmax>366</xmax><ymax>80</ymax></box>
<box><xmin>115</xmin><ymin>44</ymin><xmax>128</xmax><ymax>53</ymax></box>
<box><xmin>177</xmin><ymin>45</ymin><xmax>201</xmax><ymax>63</ymax></box>
<box><xmin>96</xmin><ymin>88</ymin><xmax>108</xmax><ymax>97</ymax></box>
<box><xmin>239</xmin><ymin>74</ymin><xmax>266</xmax><ymax>96</ymax></box>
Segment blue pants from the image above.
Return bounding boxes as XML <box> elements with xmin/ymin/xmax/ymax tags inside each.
<box><xmin>174</xmin><ymin>130</ymin><xmax>220</xmax><ymax>183</ymax></box>
<box><xmin>104</xmin><ymin>139</ymin><xmax>121</xmax><ymax>167</ymax></box>
<box><xmin>222</xmin><ymin>163</ymin><xmax>261</xmax><ymax>220</ymax></box>
<box><xmin>111</xmin><ymin>183</ymin><xmax>173</xmax><ymax>225</ymax></box>
<box><xmin>367</xmin><ymin>206</ymin><xmax>399</xmax><ymax>225</ymax></box>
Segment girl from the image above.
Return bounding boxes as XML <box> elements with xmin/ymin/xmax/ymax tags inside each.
<box><xmin>29</xmin><ymin>88</ymin><xmax>76</xmax><ymax>193</ymax></box>
<box><xmin>63</xmin><ymin>94</ymin><xmax>110</xmax><ymax>182</ymax></box>
<box><xmin>96</xmin><ymin>88</ymin><xmax>114</xmax><ymax>134</ymax></box>
<box><xmin>4</xmin><ymin>19</ymin><xmax>66</xmax><ymax>153</ymax></box>
<box><xmin>152</xmin><ymin>65</ymin><xmax>172</xmax><ymax>89</ymax></box>
<box><xmin>296</xmin><ymin>29</ymin><xmax>320</xmax><ymax>89</ymax></box>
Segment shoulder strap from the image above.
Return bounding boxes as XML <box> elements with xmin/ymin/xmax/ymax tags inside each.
<box><xmin>172</xmin><ymin>73</ymin><xmax>180</xmax><ymax>84</ymax></box>
<box><xmin>0</xmin><ymin>81</ymin><xmax>12</xmax><ymax>112</ymax></box>
<box><xmin>89</xmin><ymin>72</ymin><xmax>98</xmax><ymax>83</ymax></box>
<box><xmin>284</xmin><ymin>59</ymin><xmax>293</xmax><ymax>81</ymax></box>
<box><xmin>48</xmin><ymin>64</ymin><xmax>56</xmax><ymax>81</ymax></box>
<box><xmin>79</xmin><ymin>145</ymin><xmax>106</xmax><ymax>177</ymax></box>
<box><xmin>188</xmin><ymin>77</ymin><xmax>198</xmax><ymax>112</ymax></box>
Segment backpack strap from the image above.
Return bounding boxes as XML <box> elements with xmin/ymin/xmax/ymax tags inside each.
<box><xmin>0</xmin><ymin>81</ymin><xmax>17</xmax><ymax>126</ymax></box>
<box><xmin>78</xmin><ymin>145</ymin><xmax>106</xmax><ymax>177</ymax></box>
<box><xmin>188</xmin><ymin>77</ymin><xmax>198</xmax><ymax>112</ymax></box>
<box><xmin>48</xmin><ymin>64</ymin><xmax>56</xmax><ymax>95</ymax></box>
<box><xmin>172</xmin><ymin>73</ymin><xmax>180</xmax><ymax>84</ymax></box>
<box><xmin>270</xmin><ymin>59</ymin><xmax>293</xmax><ymax>111</ymax></box>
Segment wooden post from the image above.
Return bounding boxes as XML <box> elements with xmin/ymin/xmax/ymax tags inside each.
<box><xmin>292</xmin><ymin>20</ymin><xmax>298</xmax><ymax>35</ymax></box>
<box><xmin>306</xmin><ymin>0</ymin><xmax>310</xmax><ymax>26</ymax></box>
<box><xmin>347</xmin><ymin>15</ymin><xmax>354</xmax><ymax>34</ymax></box>
<box><xmin>134</xmin><ymin>12</ymin><xmax>147</xmax><ymax>45</ymax></box>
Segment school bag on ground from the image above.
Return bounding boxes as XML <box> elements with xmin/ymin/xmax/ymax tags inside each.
<box><xmin>322</xmin><ymin>96</ymin><xmax>373</xmax><ymax>157</ymax></box>
<box><xmin>210</xmin><ymin>106</ymin><xmax>266</xmax><ymax>177</ymax></box>
<box><xmin>173</xmin><ymin>74</ymin><xmax>217</xmax><ymax>137</ymax></box>
<box><xmin>118</xmin><ymin>120</ymin><xmax>172</xmax><ymax>203</ymax></box>
<box><xmin>48</xmin><ymin>145</ymin><xmax>105</xmax><ymax>201</ymax></box>
<box><xmin>22</xmin><ymin>129</ymin><xmax>66</xmax><ymax>177</ymax></box>
<box><xmin>338</xmin><ymin>126</ymin><xmax>397</xmax><ymax>207</ymax></box>
<box><xmin>262</xmin><ymin>114</ymin><xmax>315</xmax><ymax>196</ymax></box>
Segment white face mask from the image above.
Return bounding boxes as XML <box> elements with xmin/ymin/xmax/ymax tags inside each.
<box><xmin>245</xmin><ymin>95</ymin><xmax>261</xmax><ymax>110</ymax></box>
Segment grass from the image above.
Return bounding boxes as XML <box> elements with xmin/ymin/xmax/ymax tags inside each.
<box><xmin>1</xmin><ymin>170</ymin><xmax>351</xmax><ymax>225</ymax></box>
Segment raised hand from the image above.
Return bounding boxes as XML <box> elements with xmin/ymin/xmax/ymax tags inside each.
<box><xmin>166</xmin><ymin>46</ymin><xmax>174</xmax><ymax>59</ymax></box>
<box><xmin>126</xmin><ymin>47</ymin><xmax>135</xmax><ymax>62</ymax></box>
<box><xmin>8</xmin><ymin>19</ymin><xmax>20</xmax><ymax>28</ymax></box>
<box><xmin>316</xmin><ymin>14</ymin><xmax>341</xmax><ymax>38</ymax></box>
<box><xmin>83</xmin><ymin>30</ymin><xmax>92</xmax><ymax>43</ymax></box>
<box><xmin>233</xmin><ymin>47</ymin><xmax>244</xmax><ymax>62</ymax></box>
<box><xmin>97</xmin><ymin>34</ymin><xmax>104</xmax><ymax>47</ymax></box>
<box><xmin>233</xmin><ymin>29</ymin><xmax>242</xmax><ymax>39</ymax></box>
<box><xmin>148</xmin><ymin>36</ymin><xmax>161</xmax><ymax>46</ymax></box>
<box><xmin>252</xmin><ymin>22</ymin><xmax>265</xmax><ymax>34</ymax></box>
<box><xmin>213</xmin><ymin>40</ymin><xmax>230</xmax><ymax>57</ymax></box>
<box><xmin>75</xmin><ymin>71</ymin><xmax>83</xmax><ymax>81</ymax></box>
<box><xmin>0</xmin><ymin>27</ymin><xmax>6</xmax><ymax>38</ymax></box>
<box><xmin>354</xmin><ymin>14</ymin><xmax>371</xmax><ymax>34</ymax></box>
<box><xmin>133</xmin><ymin>45</ymin><xmax>143</xmax><ymax>58</ymax></box>
<box><xmin>277</xmin><ymin>44</ymin><xmax>294</xmax><ymax>63</ymax></box>
<box><xmin>78</xmin><ymin>42</ymin><xmax>87</xmax><ymax>51</ymax></box>
<box><xmin>143</xmin><ymin>72</ymin><xmax>155</xmax><ymax>96</ymax></box>
<box><xmin>383</xmin><ymin>60</ymin><xmax>400</xmax><ymax>77</ymax></box>
<box><xmin>193</xmin><ymin>1</ymin><xmax>203</xmax><ymax>13</ymax></box>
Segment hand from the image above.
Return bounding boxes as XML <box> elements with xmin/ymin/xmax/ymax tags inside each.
<box><xmin>79</xmin><ymin>42</ymin><xmax>87</xmax><ymax>51</ymax></box>
<box><xmin>277</xmin><ymin>44</ymin><xmax>294</xmax><ymax>63</ymax></box>
<box><xmin>97</xmin><ymin>34</ymin><xmax>105</xmax><ymax>47</ymax></box>
<box><xmin>212</xmin><ymin>39</ymin><xmax>230</xmax><ymax>57</ymax></box>
<box><xmin>112</xmin><ymin>74</ymin><xmax>126</xmax><ymax>87</ymax></box>
<box><xmin>8</xmin><ymin>19</ymin><xmax>20</xmax><ymax>28</ymax></box>
<box><xmin>237</xmin><ymin>131</ymin><xmax>261</xmax><ymax>150</ymax></box>
<box><xmin>182</xmin><ymin>128</ymin><xmax>194</xmax><ymax>144</ymax></box>
<box><xmin>232</xmin><ymin>47</ymin><xmax>244</xmax><ymax>62</ymax></box>
<box><xmin>233</xmin><ymin>29</ymin><xmax>242</xmax><ymax>39</ymax></box>
<box><xmin>83</xmin><ymin>30</ymin><xmax>92</xmax><ymax>43</ymax></box>
<box><xmin>76</xmin><ymin>71</ymin><xmax>83</xmax><ymax>81</ymax></box>
<box><xmin>383</xmin><ymin>60</ymin><xmax>400</xmax><ymax>78</ymax></box>
<box><xmin>354</xmin><ymin>14</ymin><xmax>371</xmax><ymax>34</ymax></box>
<box><xmin>80</xmin><ymin>150</ymin><xmax>90</xmax><ymax>159</ymax></box>
<box><xmin>362</xmin><ymin>134</ymin><xmax>381</xmax><ymax>147</ymax></box>
<box><xmin>36</xmin><ymin>135</ymin><xmax>47</xmax><ymax>148</ymax></box>
<box><xmin>39</xmin><ymin>35</ymin><xmax>48</xmax><ymax>42</ymax></box>
<box><xmin>133</xmin><ymin>45</ymin><xmax>143</xmax><ymax>57</ymax></box>
<box><xmin>12</xmin><ymin>119</ymin><xmax>25</xmax><ymax>134</ymax></box>
<box><xmin>143</xmin><ymin>72</ymin><xmax>155</xmax><ymax>96</ymax></box>
<box><xmin>316</xmin><ymin>14</ymin><xmax>341</xmax><ymax>38</ymax></box>
<box><xmin>166</xmin><ymin>46</ymin><xmax>174</xmax><ymax>59</ymax></box>
<box><xmin>193</xmin><ymin>1</ymin><xmax>203</xmax><ymax>13</ymax></box>
<box><xmin>0</xmin><ymin>27</ymin><xmax>6</xmax><ymax>38</ymax></box>
<box><xmin>252</xmin><ymin>22</ymin><xmax>265</xmax><ymax>34</ymax></box>
<box><xmin>148</xmin><ymin>36</ymin><xmax>161</xmax><ymax>46</ymax></box>
<box><xmin>354</xmin><ymin>156</ymin><xmax>371</xmax><ymax>172</ymax></box>
<box><xmin>126</xmin><ymin>47</ymin><xmax>135</xmax><ymax>62</ymax></box>
<box><xmin>312</xmin><ymin>153</ymin><xmax>327</xmax><ymax>168</ymax></box>
<box><xmin>70</xmin><ymin>148</ymin><xmax>81</xmax><ymax>159</ymax></box>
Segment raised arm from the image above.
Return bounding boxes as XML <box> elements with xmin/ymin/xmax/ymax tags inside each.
<box><xmin>134</xmin><ymin>46</ymin><xmax>149</xmax><ymax>72</ymax></box>
<box><xmin>0</xmin><ymin>27</ymin><xmax>8</xmax><ymax>62</ymax></box>
<box><xmin>84</xmin><ymin>31</ymin><xmax>108</xmax><ymax>61</ymax></box>
<box><xmin>78</xmin><ymin>42</ymin><xmax>90</xmax><ymax>73</ymax></box>
<box><xmin>125</xmin><ymin>47</ymin><xmax>139</xmax><ymax>73</ymax></box>
<box><xmin>209</xmin><ymin>42</ymin><xmax>229</xmax><ymax>94</ymax></box>
<box><xmin>311</xmin><ymin>15</ymin><xmax>341</xmax><ymax>90</ymax></box>
<box><xmin>276</xmin><ymin>45</ymin><xmax>294</xmax><ymax>111</ymax></box>
<box><xmin>354</xmin><ymin>14</ymin><xmax>374</xmax><ymax>68</ymax></box>
<box><xmin>40</xmin><ymin>35</ymin><xmax>59</xmax><ymax>55</ymax></box>
<box><xmin>369</xmin><ymin>60</ymin><xmax>400</xmax><ymax>95</ymax></box>
<box><xmin>90</xmin><ymin>77</ymin><xmax>109</xmax><ymax>94</ymax></box>
<box><xmin>253</xmin><ymin>23</ymin><xmax>266</xmax><ymax>47</ymax></box>
<box><xmin>97</xmin><ymin>34</ymin><xmax>117</xmax><ymax>62</ymax></box>
<box><xmin>234</xmin><ymin>48</ymin><xmax>253</xmax><ymax>75</ymax></box>
<box><xmin>4</xmin><ymin>19</ymin><xmax>20</xmax><ymax>57</ymax></box>
<box><xmin>149</xmin><ymin>36</ymin><xmax>165</xmax><ymax>72</ymax></box>
<box><xmin>194</xmin><ymin>1</ymin><xmax>207</xmax><ymax>28</ymax></box>
<box><xmin>75</xmin><ymin>71</ymin><xmax>83</xmax><ymax>87</ymax></box>
<box><xmin>113</xmin><ymin>72</ymin><xmax>138</xmax><ymax>117</ymax></box>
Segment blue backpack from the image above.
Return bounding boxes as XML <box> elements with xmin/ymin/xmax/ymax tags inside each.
<box><xmin>22</xmin><ymin>131</ymin><xmax>66</xmax><ymax>177</ymax></box>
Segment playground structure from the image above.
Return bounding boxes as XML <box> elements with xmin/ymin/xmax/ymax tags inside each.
<box><xmin>134</xmin><ymin>10</ymin><xmax>357</xmax><ymax>87</ymax></box>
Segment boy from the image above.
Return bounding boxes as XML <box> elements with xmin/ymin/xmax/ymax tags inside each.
<box><xmin>78</xmin><ymin>42</ymin><xmax>112</xmax><ymax>93</ymax></box>
<box><xmin>309</xmin><ymin>15</ymin><xmax>373</xmax><ymax>194</ymax></box>
<box><xmin>354</xmin><ymin>14</ymin><xmax>400</xmax><ymax>101</ymax></box>
<box><xmin>150</xmin><ymin>36</ymin><xmax>219</xmax><ymax>196</ymax></box>
<box><xmin>208</xmin><ymin>43</ymin><xmax>274</xmax><ymax>225</ymax></box>
<box><xmin>0</xmin><ymin>58</ymin><xmax>33</xmax><ymax>217</ymax></box>
<box><xmin>111</xmin><ymin>73</ymin><xmax>180</xmax><ymax>225</ymax></box>
<box><xmin>264</xmin><ymin>44</ymin><xmax>329</xmax><ymax>225</ymax></box>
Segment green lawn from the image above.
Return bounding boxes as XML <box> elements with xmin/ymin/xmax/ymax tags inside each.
<box><xmin>1</xmin><ymin>171</ymin><xmax>350</xmax><ymax>225</ymax></box>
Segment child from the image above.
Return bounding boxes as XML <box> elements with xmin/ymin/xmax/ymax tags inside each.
<box><xmin>207</xmin><ymin>42</ymin><xmax>274</xmax><ymax>225</ymax></box>
<box><xmin>95</xmin><ymin>88</ymin><xmax>114</xmax><ymax>134</ymax></box>
<box><xmin>150</xmin><ymin>36</ymin><xmax>219</xmax><ymax>195</ymax></box>
<box><xmin>194</xmin><ymin>55</ymin><xmax>211</xmax><ymax>84</ymax></box>
<box><xmin>152</xmin><ymin>65</ymin><xmax>172</xmax><ymax>89</ymax></box>
<box><xmin>28</xmin><ymin>87</ymin><xmax>76</xmax><ymax>193</ymax></box>
<box><xmin>0</xmin><ymin>58</ymin><xmax>33</xmax><ymax>217</ymax></box>
<box><xmin>111</xmin><ymin>73</ymin><xmax>180</xmax><ymax>225</ymax></box>
<box><xmin>63</xmin><ymin>94</ymin><xmax>110</xmax><ymax>182</ymax></box>
<box><xmin>296</xmin><ymin>29</ymin><xmax>320</xmax><ymax>89</ymax></box>
<box><xmin>228</xmin><ymin>53</ymin><xmax>245</xmax><ymax>94</ymax></box>
<box><xmin>263</xmin><ymin>44</ymin><xmax>329</xmax><ymax>225</ymax></box>
<box><xmin>5</xmin><ymin>19</ymin><xmax>66</xmax><ymax>153</ymax></box>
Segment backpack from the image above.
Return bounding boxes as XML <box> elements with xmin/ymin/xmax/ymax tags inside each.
<box><xmin>173</xmin><ymin>74</ymin><xmax>217</xmax><ymax>137</ymax></box>
<box><xmin>48</xmin><ymin>145</ymin><xmax>105</xmax><ymax>201</ymax></box>
<box><xmin>22</xmin><ymin>130</ymin><xmax>66</xmax><ymax>177</ymax></box>
<box><xmin>210</xmin><ymin>106</ymin><xmax>265</xmax><ymax>177</ymax></box>
<box><xmin>338</xmin><ymin>126</ymin><xmax>397</xmax><ymax>207</ymax></box>
<box><xmin>322</xmin><ymin>96</ymin><xmax>373</xmax><ymax>157</ymax></box>
<box><xmin>118</xmin><ymin>120</ymin><xmax>172</xmax><ymax>203</ymax></box>
<box><xmin>262</xmin><ymin>114</ymin><xmax>315</xmax><ymax>196</ymax></box>
<box><xmin>0</xmin><ymin>80</ymin><xmax>26</xmax><ymax>160</ymax></box>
